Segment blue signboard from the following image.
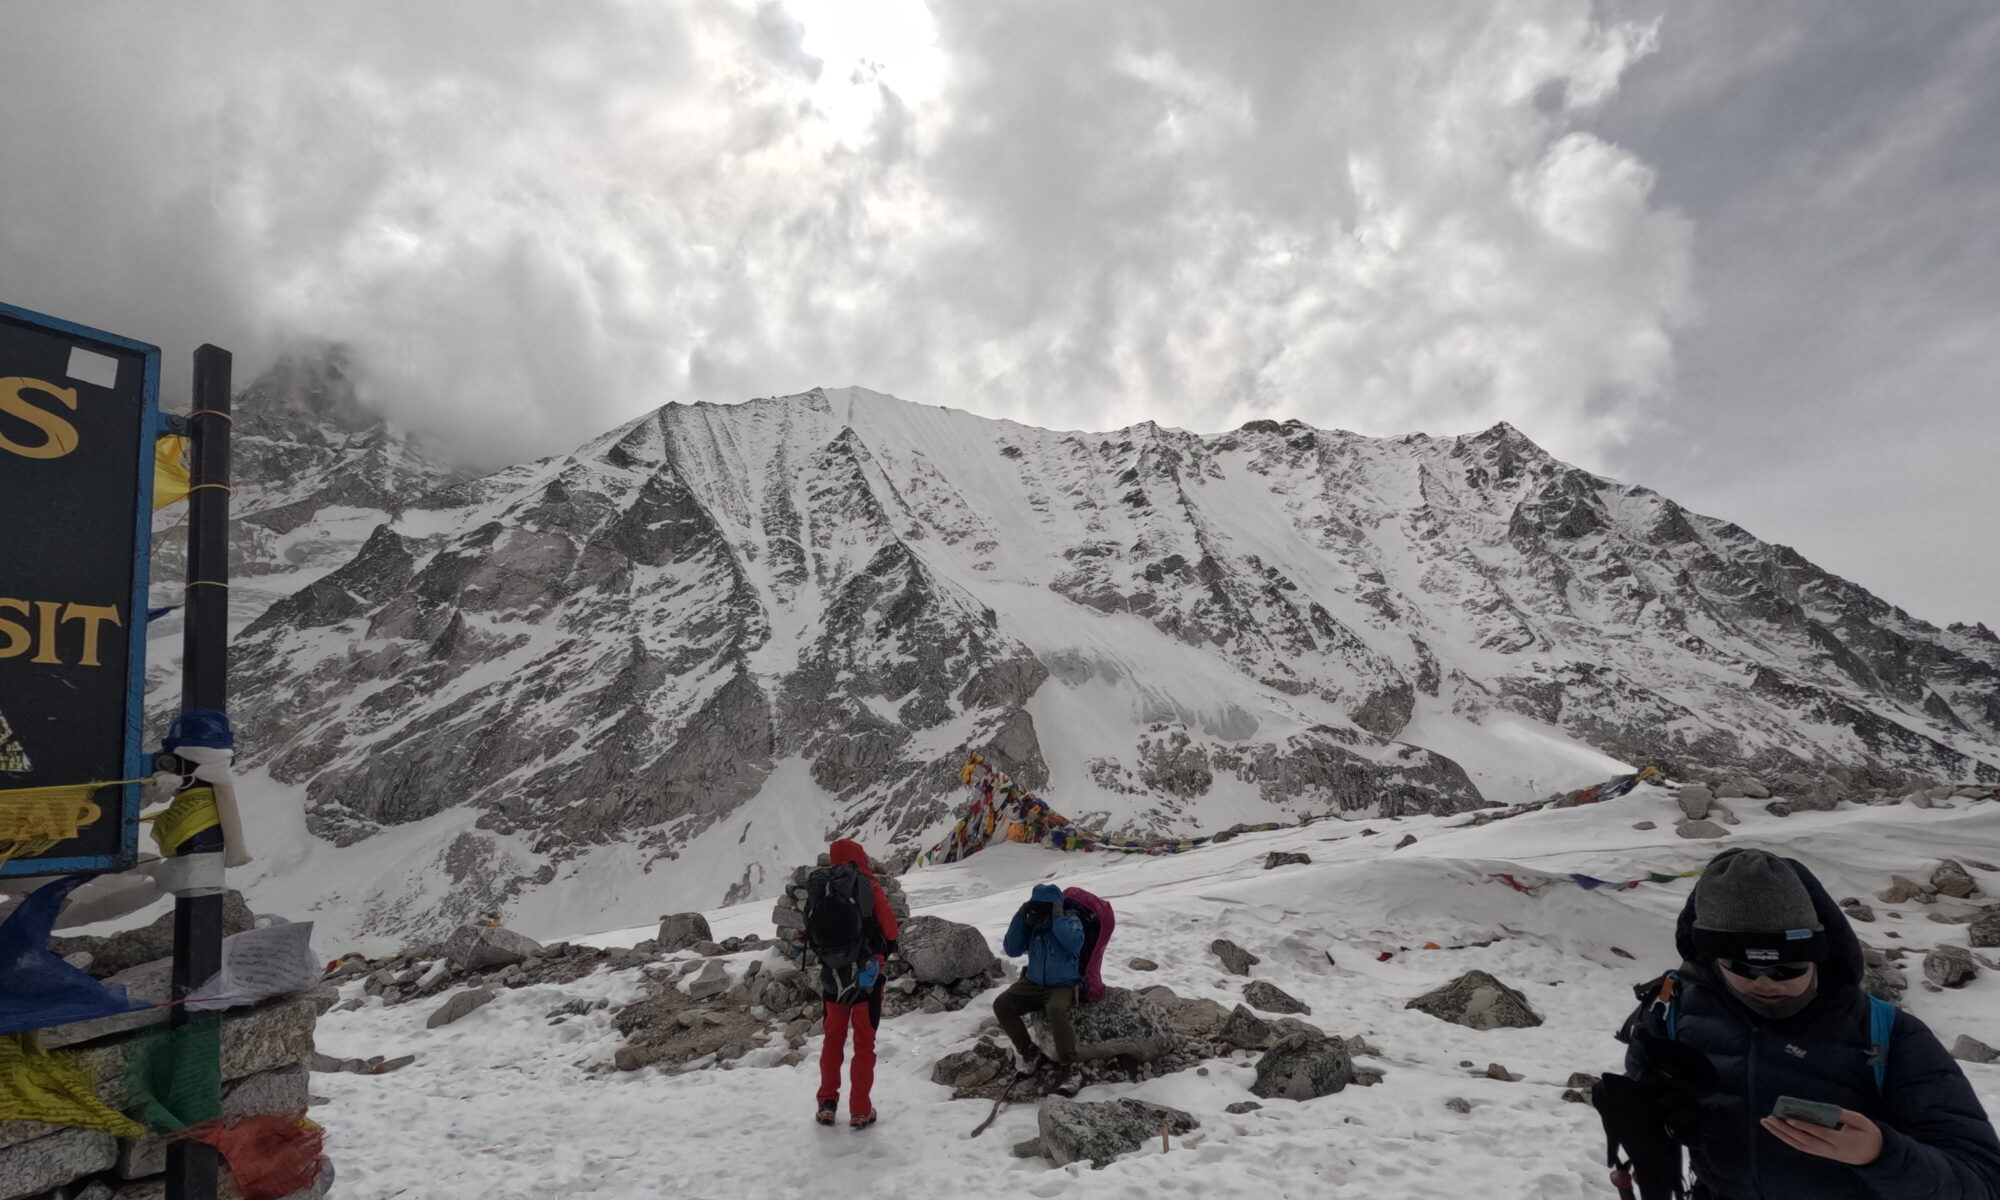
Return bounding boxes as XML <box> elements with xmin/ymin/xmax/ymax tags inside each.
<box><xmin>0</xmin><ymin>301</ymin><xmax>161</xmax><ymax>875</ymax></box>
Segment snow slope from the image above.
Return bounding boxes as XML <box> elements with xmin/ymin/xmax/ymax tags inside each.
<box><xmin>308</xmin><ymin>793</ymin><xmax>2000</xmax><ymax>1199</ymax></box>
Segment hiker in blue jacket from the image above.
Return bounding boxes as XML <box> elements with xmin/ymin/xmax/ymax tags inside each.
<box><xmin>993</xmin><ymin>883</ymin><xmax>1085</xmax><ymax>1094</ymax></box>
<box><xmin>1611</xmin><ymin>847</ymin><xmax>2000</xmax><ymax>1199</ymax></box>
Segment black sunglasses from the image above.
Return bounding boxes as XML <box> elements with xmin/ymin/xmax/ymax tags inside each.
<box><xmin>1719</xmin><ymin>959</ymin><xmax>1813</xmax><ymax>982</ymax></box>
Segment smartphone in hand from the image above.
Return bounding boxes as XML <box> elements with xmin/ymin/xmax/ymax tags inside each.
<box><xmin>1772</xmin><ymin>1095</ymin><xmax>1844</xmax><ymax>1128</ymax></box>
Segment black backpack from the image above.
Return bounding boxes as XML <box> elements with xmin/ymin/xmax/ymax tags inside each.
<box><xmin>804</xmin><ymin>861</ymin><xmax>873</xmax><ymax>970</ymax></box>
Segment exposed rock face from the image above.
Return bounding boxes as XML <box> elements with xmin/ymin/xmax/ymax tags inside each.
<box><xmin>1036</xmin><ymin>1098</ymin><xmax>1198</xmax><ymax>1168</ymax></box>
<box><xmin>1407</xmin><ymin>971</ymin><xmax>1543</xmax><ymax>1030</ymax></box>
<box><xmin>1251</xmin><ymin>1033</ymin><xmax>1354</xmax><ymax>1101</ymax></box>
<box><xmin>186</xmin><ymin>377</ymin><xmax>2000</xmax><ymax>937</ymax></box>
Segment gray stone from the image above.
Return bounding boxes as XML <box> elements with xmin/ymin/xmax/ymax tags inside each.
<box><xmin>1925</xmin><ymin>946</ymin><xmax>1979</xmax><ymax>989</ymax></box>
<box><xmin>1225</xmin><ymin>1101</ymin><xmax>1262</xmax><ymax>1114</ymax></box>
<box><xmin>1445</xmin><ymin>1097</ymin><xmax>1473</xmax><ymax>1113</ymax></box>
<box><xmin>1632</xmin><ymin>821</ymin><xmax>1657</xmax><ymax>831</ymax></box>
<box><xmin>1164</xmin><ymin>997</ymin><xmax>1232</xmax><ymax>1041</ymax></box>
<box><xmin>657</xmin><ymin>912</ymin><xmax>713</xmax><ymax>952</ymax></box>
<box><xmin>1219</xmin><ymin>1003</ymin><xmax>1273</xmax><ymax>1049</ymax></box>
<box><xmin>1037</xmin><ymin>1097</ymin><xmax>1198</xmax><ymax>1168</ymax></box>
<box><xmin>1764</xmin><ymin>801</ymin><xmax>1794</xmax><ymax>818</ymax></box>
<box><xmin>685</xmin><ymin>960</ymin><xmax>732</xmax><ymax>1000</ymax></box>
<box><xmin>1251</xmin><ymin>1032</ymin><xmax>1354</xmax><ymax>1100</ymax></box>
<box><xmin>1862</xmin><ymin>958</ymin><xmax>1909</xmax><ymax>1004</ymax></box>
<box><xmin>1395</xmin><ymin>834</ymin><xmax>1418</xmax><ymax>850</ymax></box>
<box><xmin>1675</xmin><ymin>786</ymin><xmax>1714</xmax><ymax>820</ymax></box>
<box><xmin>1242</xmin><ymin>980</ymin><xmax>1311</xmax><ymax>1016</ymax></box>
<box><xmin>897</xmin><ymin>915</ymin><xmax>999</xmax><ymax>983</ymax></box>
<box><xmin>1951</xmin><ymin>1034</ymin><xmax>1998</xmax><ymax>1064</ymax></box>
<box><xmin>47</xmin><ymin>891</ymin><xmax>256</xmax><ymax>979</ymax></box>
<box><xmin>1845</xmin><ymin>904</ymin><xmax>1876</xmax><ymax>923</ymax></box>
<box><xmin>443</xmin><ymin>924</ymin><xmax>543</xmax><ymax>971</ymax></box>
<box><xmin>1027</xmin><ymin>987</ymin><xmax>1176</xmax><ymax>1063</ymax></box>
<box><xmin>427</xmin><ymin>986</ymin><xmax>497</xmax><ymax>1028</ymax></box>
<box><xmin>1483</xmin><ymin>1062</ymin><xmax>1523</xmax><ymax>1082</ymax></box>
<box><xmin>0</xmin><ymin>1128</ymin><xmax>116</xmax><ymax>1199</ymax></box>
<box><xmin>1933</xmin><ymin>861</ymin><xmax>1982</xmax><ymax>900</ymax></box>
<box><xmin>1407</xmin><ymin>970</ymin><xmax>1543</xmax><ymax>1030</ymax></box>
<box><xmin>1128</xmin><ymin>957</ymin><xmax>1159</xmax><ymax>972</ymax></box>
<box><xmin>1211</xmin><ymin>939</ymin><xmax>1260</xmax><ymax>976</ymax></box>
<box><xmin>1264</xmin><ymin>851</ymin><xmax>1312</xmax><ymax>870</ymax></box>
<box><xmin>1971</xmin><ymin>909</ymin><xmax>2000</xmax><ymax>948</ymax></box>
<box><xmin>932</xmin><ymin>1040</ymin><xmax>1012</xmax><ymax>1089</ymax></box>
<box><xmin>1676</xmin><ymin>819</ymin><xmax>1728</xmax><ymax>839</ymax></box>
<box><xmin>1011</xmin><ymin>1136</ymin><xmax>1045</xmax><ymax>1159</ymax></box>
<box><xmin>1880</xmin><ymin>875</ymin><xmax>1928</xmax><ymax>904</ymax></box>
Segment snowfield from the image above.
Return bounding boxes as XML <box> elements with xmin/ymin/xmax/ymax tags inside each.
<box><xmin>306</xmin><ymin>792</ymin><xmax>2000</xmax><ymax>1199</ymax></box>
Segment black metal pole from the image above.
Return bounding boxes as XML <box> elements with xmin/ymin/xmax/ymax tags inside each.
<box><xmin>166</xmin><ymin>344</ymin><xmax>231</xmax><ymax>1200</ymax></box>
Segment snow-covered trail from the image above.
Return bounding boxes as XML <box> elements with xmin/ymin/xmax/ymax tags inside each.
<box><xmin>312</xmin><ymin>795</ymin><xmax>2000</xmax><ymax>1199</ymax></box>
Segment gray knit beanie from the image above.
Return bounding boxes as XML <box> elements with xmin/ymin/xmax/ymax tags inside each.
<box><xmin>1691</xmin><ymin>849</ymin><xmax>1826</xmax><ymax>964</ymax></box>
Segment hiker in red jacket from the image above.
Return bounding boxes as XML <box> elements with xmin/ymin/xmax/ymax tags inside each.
<box><xmin>802</xmin><ymin>838</ymin><xmax>899</xmax><ymax>1129</ymax></box>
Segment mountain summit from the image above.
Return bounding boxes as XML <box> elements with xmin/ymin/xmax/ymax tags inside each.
<box><xmin>205</xmin><ymin>384</ymin><xmax>1999</xmax><ymax>939</ymax></box>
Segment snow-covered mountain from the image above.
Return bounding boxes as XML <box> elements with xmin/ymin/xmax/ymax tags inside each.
<box><xmin>210</xmin><ymin>382</ymin><xmax>1999</xmax><ymax>941</ymax></box>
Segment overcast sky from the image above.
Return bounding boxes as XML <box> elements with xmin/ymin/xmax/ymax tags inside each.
<box><xmin>3</xmin><ymin>2</ymin><xmax>1994</xmax><ymax>627</ymax></box>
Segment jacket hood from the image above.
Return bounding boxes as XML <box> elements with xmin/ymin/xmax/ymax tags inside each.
<box><xmin>1030</xmin><ymin>883</ymin><xmax>1064</xmax><ymax>905</ymax></box>
<box><xmin>1676</xmin><ymin>849</ymin><xmax>1863</xmax><ymax>992</ymax></box>
<box><xmin>830</xmin><ymin>839</ymin><xmax>873</xmax><ymax>875</ymax></box>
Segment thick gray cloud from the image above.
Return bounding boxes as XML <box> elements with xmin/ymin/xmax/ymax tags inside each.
<box><xmin>1</xmin><ymin>2</ymin><xmax>1987</xmax><ymax>625</ymax></box>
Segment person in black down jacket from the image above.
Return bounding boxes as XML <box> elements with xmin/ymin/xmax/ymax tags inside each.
<box><xmin>1618</xmin><ymin>847</ymin><xmax>2000</xmax><ymax>1198</ymax></box>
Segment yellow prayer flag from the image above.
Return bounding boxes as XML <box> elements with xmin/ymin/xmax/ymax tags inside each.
<box><xmin>0</xmin><ymin>1033</ymin><xmax>147</xmax><ymax>1140</ymax></box>
<box><xmin>153</xmin><ymin>434</ymin><xmax>191</xmax><ymax>508</ymax></box>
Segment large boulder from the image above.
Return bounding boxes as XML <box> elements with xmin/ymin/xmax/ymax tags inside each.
<box><xmin>1676</xmin><ymin>786</ymin><xmax>1714</xmax><ymax>820</ymax></box>
<box><xmin>1161</xmin><ymin>996</ymin><xmax>1232</xmax><ymax>1041</ymax></box>
<box><xmin>932</xmin><ymin>1039</ymin><xmax>1014</xmax><ymax>1090</ymax></box>
<box><xmin>1037</xmin><ymin>1097</ymin><xmax>1198</xmax><ymax>1168</ymax></box>
<box><xmin>443</xmin><ymin>924</ymin><xmax>543</xmax><ymax>971</ymax></box>
<box><xmin>1407</xmin><ymin>971</ymin><xmax>1542</xmax><ymax>1030</ymax></box>
<box><xmin>657</xmin><ymin>913</ymin><xmax>713</xmax><ymax>952</ymax></box>
<box><xmin>897</xmin><ymin>915</ymin><xmax>999</xmax><ymax>983</ymax></box>
<box><xmin>1027</xmin><ymin>987</ymin><xmax>1175</xmax><ymax>1063</ymax></box>
<box><xmin>1251</xmin><ymin>1032</ymin><xmax>1354</xmax><ymax>1101</ymax></box>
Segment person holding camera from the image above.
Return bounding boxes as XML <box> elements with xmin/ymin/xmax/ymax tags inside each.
<box><xmin>992</xmin><ymin>883</ymin><xmax>1086</xmax><ymax>1095</ymax></box>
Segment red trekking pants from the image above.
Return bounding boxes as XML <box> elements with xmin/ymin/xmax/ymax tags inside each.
<box><xmin>817</xmin><ymin>982</ymin><xmax>884</xmax><ymax>1114</ymax></box>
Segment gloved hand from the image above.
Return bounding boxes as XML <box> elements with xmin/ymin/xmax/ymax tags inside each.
<box><xmin>856</xmin><ymin>960</ymin><xmax>881</xmax><ymax>990</ymax></box>
<box><xmin>1022</xmin><ymin>900</ymin><xmax>1050</xmax><ymax>927</ymax></box>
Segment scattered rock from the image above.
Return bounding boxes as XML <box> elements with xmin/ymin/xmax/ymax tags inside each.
<box><xmin>1971</xmin><ymin>909</ymin><xmax>2000</xmax><ymax>948</ymax></box>
<box><xmin>1011</xmin><ymin>1137</ymin><xmax>1045</xmax><ymax>1159</ymax></box>
<box><xmin>425</xmin><ymin>987</ymin><xmax>497</xmax><ymax>1029</ymax></box>
<box><xmin>1352</xmin><ymin>1066</ymin><xmax>1386</xmax><ymax>1087</ymax></box>
<box><xmin>1610</xmin><ymin>947</ymin><xmax>1635</xmax><ymax>960</ymax></box>
<box><xmin>1224</xmin><ymin>1101</ymin><xmax>1262</xmax><ymax>1114</ymax></box>
<box><xmin>1395</xmin><ymin>834</ymin><xmax>1418</xmax><ymax>850</ymax></box>
<box><xmin>897</xmin><ymin>915</ymin><xmax>1000</xmax><ymax>983</ymax></box>
<box><xmin>1567</xmin><ymin>1071</ymin><xmax>1601</xmax><ymax>1089</ymax></box>
<box><xmin>1631</xmin><ymin>821</ymin><xmax>1657</xmax><ymax>831</ymax></box>
<box><xmin>1445</xmin><ymin>1097</ymin><xmax>1473</xmax><ymax>1114</ymax></box>
<box><xmin>1219</xmin><ymin>1004</ymin><xmax>1273</xmax><ymax>1049</ymax></box>
<box><xmin>1128</xmin><ymin>957</ymin><xmax>1159</xmax><ymax>972</ymax></box>
<box><xmin>1250</xmin><ymin>1033</ymin><xmax>1354</xmax><ymax>1101</ymax></box>
<box><xmin>932</xmin><ymin>1039</ymin><xmax>1013</xmax><ymax>1090</ymax></box>
<box><xmin>1950</xmin><ymin>1035</ymin><xmax>1997</xmax><ymax>1065</ymax></box>
<box><xmin>1211</xmin><ymin>939</ymin><xmax>1260</xmax><ymax>976</ymax></box>
<box><xmin>656</xmin><ymin>913</ymin><xmax>713</xmax><ymax>952</ymax></box>
<box><xmin>1676</xmin><ymin>786</ymin><xmax>1714</xmax><ymax>820</ymax></box>
<box><xmin>1406</xmin><ymin>970</ymin><xmax>1543</xmax><ymax>1030</ymax></box>
<box><xmin>1727</xmin><ymin>777</ymin><xmax>1771</xmax><ymax>799</ymax></box>
<box><xmin>1933</xmin><ymin>861</ymin><xmax>1982</xmax><ymax>900</ymax></box>
<box><xmin>1162</xmin><ymin>996</ymin><xmax>1232</xmax><ymax>1041</ymax></box>
<box><xmin>1845</xmin><ymin>904</ymin><xmax>1877</xmax><ymax>923</ymax></box>
<box><xmin>1482</xmin><ymin>1062</ymin><xmax>1523</xmax><ymax>1082</ymax></box>
<box><xmin>1264</xmin><ymin>851</ymin><xmax>1312</xmax><ymax>870</ymax></box>
<box><xmin>1878</xmin><ymin>876</ymin><xmax>1927</xmax><ymax>904</ymax></box>
<box><xmin>1676</xmin><ymin>819</ymin><xmax>1728</xmax><ymax>840</ymax></box>
<box><xmin>684</xmin><ymin>960</ymin><xmax>732</xmax><ymax>1000</ymax></box>
<box><xmin>1563</xmin><ymin>1088</ymin><xmax>1592</xmax><ymax>1104</ymax></box>
<box><xmin>1037</xmin><ymin>1097</ymin><xmax>1198</xmax><ymax>1168</ymax></box>
<box><xmin>1764</xmin><ymin>801</ymin><xmax>1793</xmax><ymax>818</ymax></box>
<box><xmin>1924</xmin><ymin>946</ymin><xmax>1979</xmax><ymax>989</ymax></box>
<box><xmin>1242</xmin><ymin>980</ymin><xmax>1311</xmax><ymax>1016</ymax></box>
<box><xmin>443</xmin><ymin>924</ymin><xmax>543</xmax><ymax>971</ymax></box>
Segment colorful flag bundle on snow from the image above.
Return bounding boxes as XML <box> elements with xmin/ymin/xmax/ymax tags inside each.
<box><xmin>911</xmin><ymin>754</ymin><xmax>1226</xmax><ymax>869</ymax></box>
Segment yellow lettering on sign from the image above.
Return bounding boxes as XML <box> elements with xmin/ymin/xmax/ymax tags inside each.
<box><xmin>0</xmin><ymin>599</ymin><xmax>124</xmax><ymax>665</ymax></box>
<box><xmin>0</xmin><ymin>377</ymin><xmax>81</xmax><ymax>459</ymax></box>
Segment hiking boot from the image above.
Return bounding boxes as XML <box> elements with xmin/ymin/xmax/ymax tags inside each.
<box><xmin>1049</xmin><ymin>1062</ymin><xmax>1081</xmax><ymax>1098</ymax></box>
<box><xmin>815</xmin><ymin>1099</ymin><xmax>838</xmax><ymax>1126</ymax></box>
<box><xmin>1014</xmin><ymin>1049</ymin><xmax>1049</xmax><ymax>1079</ymax></box>
<box><xmin>850</xmin><ymin>1109</ymin><xmax>877</xmax><ymax>1130</ymax></box>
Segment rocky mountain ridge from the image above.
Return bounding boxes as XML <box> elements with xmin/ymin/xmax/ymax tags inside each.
<box><xmin>186</xmin><ymin>375</ymin><xmax>1998</xmax><ymax>939</ymax></box>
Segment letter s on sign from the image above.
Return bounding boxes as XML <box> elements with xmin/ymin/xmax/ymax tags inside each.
<box><xmin>0</xmin><ymin>377</ymin><xmax>82</xmax><ymax>459</ymax></box>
